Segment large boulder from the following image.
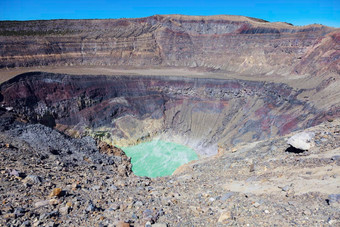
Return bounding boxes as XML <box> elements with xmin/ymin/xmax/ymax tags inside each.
<box><xmin>287</xmin><ymin>131</ymin><xmax>315</xmax><ymax>151</ymax></box>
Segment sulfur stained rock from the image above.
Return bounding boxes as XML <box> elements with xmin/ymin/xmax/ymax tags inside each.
<box><xmin>116</xmin><ymin>221</ymin><xmax>130</xmax><ymax>227</ymax></box>
<box><xmin>218</xmin><ymin>211</ymin><xmax>231</xmax><ymax>223</ymax></box>
<box><xmin>49</xmin><ymin>188</ymin><xmax>62</xmax><ymax>197</ymax></box>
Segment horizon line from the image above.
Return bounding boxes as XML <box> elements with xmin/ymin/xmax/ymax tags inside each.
<box><xmin>0</xmin><ymin>14</ymin><xmax>338</xmax><ymax>28</ymax></box>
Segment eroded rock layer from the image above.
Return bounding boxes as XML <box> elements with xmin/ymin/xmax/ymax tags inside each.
<box><xmin>1</xmin><ymin>15</ymin><xmax>339</xmax><ymax>76</ymax></box>
<box><xmin>1</xmin><ymin>72</ymin><xmax>338</xmax><ymax>155</ymax></box>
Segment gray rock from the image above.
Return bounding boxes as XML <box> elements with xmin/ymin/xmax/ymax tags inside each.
<box><xmin>134</xmin><ymin>201</ymin><xmax>143</xmax><ymax>207</ymax></box>
<box><xmin>246</xmin><ymin>176</ymin><xmax>257</xmax><ymax>182</ymax></box>
<box><xmin>110</xmin><ymin>185</ymin><xmax>118</xmax><ymax>191</ymax></box>
<box><xmin>46</xmin><ymin>222</ymin><xmax>57</xmax><ymax>227</ymax></box>
<box><xmin>9</xmin><ymin>169</ymin><xmax>20</xmax><ymax>177</ymax></box>
<box><xmin>34</xmin><ymin>200</ymin><xmax>50</xmax><ymax>208</ymax></box>
<box><xmin>328</xmin><ymin>217</ymin><xmax>338</xmax><ymax>225</ymax></box>
<box><xmin>331</xmin><ymin>155</ymin><xmax>340</xmax><ymax>161</ymax></box>
<box><xmin>59</xmin><ymin>206</ymin><xmax>69</xmax><ymax>215</ymax></box>
<box><xmin>86</xmin><ymin>203</ymin><xmax>96</xmax><ymax>212</ymax></box>
<box><xmin>249</xmin><ymin>163</ymin><xmax>255</xmax><ymax>172</ymax></box>
<box><xmin>23</xmin><ymin>175</ymin><xmax>41</xmax><ymax>184</ymax></box>
<box><xmin>39</xmin><ymin>211</ymin><xmax>59</xmax><ymax>220</ymax></box>
<box><xmin>5</xmin><ymin>107</ymin><xmax>13</xmax><ymax>111</ymax></box>
<box><xmin>131</xmin><ymin>213</ymin><xmax>138</xmax><ymax>219</ymax></box>
<box><xmin>287</xmin><ymin>132</ymin><xmax>315</xmax><ymax>150</ymax></box>
<box><xmin>143</xmin><ymin>209</ymin><xmax>153</xmax><ymax>221</ymax></box>
<box><xmin>152</xmin><ymin>224</ymin><xmax>168</xmax><ymax>227</ymax></box>
<box><xmin>14</xmin><ymin>207</ymin><xmax>25</xmax><ymax>217</ymax></box>
<box><xmin>302</xmin><ymin>209</ymin><xmax>311</xmax><ymax>216</ymax></box>
<box><xmin>91</xmin><ymin>185</ymin><xmax>101</xmax><ymax>190</ymax></box>
<box><xmin>20</xmin><ymin>220</ymin><xmax>30</xmax><ymax>227</ymax></box>
<box><xmin>327</xmin><ymin>194</ymin><xmax>340</xmax><ymax>205</ymax></box>
<box><xmin>279</xmin><ymin>185</ymin><xmax>291</xmax><ymax>192</ymax></box>
<box><xmin>221</xmin><ymin>192</ymin><xmax>235</xmax><ymax>201</ymax></box>
<box><xmin>107</xmin><ymin>203</ymin><xmax>120</xmax><ymax>211</ymax></box>
<box><xmin>253</xmin><ymin>202</ymin><xmax>261</xmax><ymax>208</ymax></box>
<box><xmin>288</xmin><ymin>201</ymin><xmax>296</xmax><ymax>206</ymax></box>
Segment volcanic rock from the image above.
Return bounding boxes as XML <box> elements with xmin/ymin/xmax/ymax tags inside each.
<box><xmin>151</xmin><ymin>223</ymin><xmax>168</xmax><ymax>227</ymax></box>
<box><xmin>1</xmin><ymin>72</ymin><xmax>338</xmax><ymax>155</ymax></box>
<box><xmin>49</xmin><ymin>188</ymin><xmax>62</xmax><ymax>197</ymax></box>
<box><xmin>287</xmin><ymin>131</ymin><xmax>315</xmax><ymax>150</ymax></box>
<box><xmin>23</xmin><ymin>175</ymin><xmax>41</xmax><ymax>184</ymax></box>
<box><xmin>218</xmin><ymin>211</ymin><xmax>231</xmax><ymax>223</ymax></box>
<box><xmin>116</xmin><ymin>221</ymin><xmax>131</xmax><ymax>227</ymax></box>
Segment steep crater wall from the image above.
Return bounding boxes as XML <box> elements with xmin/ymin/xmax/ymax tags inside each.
<box><xmin>0</xmin><ymin>72</ymin><xmax>336</xmax><ymax>155</ymax></box>
<box><xmin>0</xmin><ymin>15</ymin><xmax>339</xmax><ymax>76</ymax></box>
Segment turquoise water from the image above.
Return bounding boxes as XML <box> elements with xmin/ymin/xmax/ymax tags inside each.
<box><xmin>121</xmin><ymin>140</ymin><xmax>198</xmax><ymax>178</ymax></box>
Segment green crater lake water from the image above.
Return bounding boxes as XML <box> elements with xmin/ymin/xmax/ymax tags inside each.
<box><xmin>121</xmin><ymin>140</ymin><xmax>198</xmax><ymax>178</ymax></box>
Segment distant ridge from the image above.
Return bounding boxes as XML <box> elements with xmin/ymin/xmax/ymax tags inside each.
<box><xmin>0</xmin><ymin>14</ymin><xmax>338</xmax><ymax>77</ymax></box>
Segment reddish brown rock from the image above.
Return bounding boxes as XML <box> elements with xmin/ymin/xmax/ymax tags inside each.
<box><xmin>49</xmin><ymin>188</ymin><xmax>62</xmax><ymax>197</ymax></box>
<box><xmin>116</xmin><ymin>221</ymin><xmax>130</xmax><ymax>227</ymax></box>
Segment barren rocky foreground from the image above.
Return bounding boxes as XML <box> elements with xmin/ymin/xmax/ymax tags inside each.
<box><xmin>0</xmin><ymin>105</ymin><xmax>339</xmax><ymax>226</ymax></box>
<box><xmin>0</xmin><ymin>15</ymin><xmax>339</xmax><ymax>226</ymax></box>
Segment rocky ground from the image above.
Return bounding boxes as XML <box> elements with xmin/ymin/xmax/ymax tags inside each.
<box><xmin>0</xmin><ymin>107</ymin><xmax>339</xmax><ymax>226</ymax></box>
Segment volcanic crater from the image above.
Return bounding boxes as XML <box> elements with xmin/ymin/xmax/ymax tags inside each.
<box><xmin>0</xmin><ymin>14</ymin><xmax>339</xmax><ymax>226</ymax></box>
<box><xmin>0</xmin><ymin>72</ymin><xmax>337</xmax><ymax>156</ymax></box>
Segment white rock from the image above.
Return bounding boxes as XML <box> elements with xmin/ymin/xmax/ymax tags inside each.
<box><xmin>59</xmin><ymin>206</ymin><xmax>69</xmax><ymax>215</ymax></box>
<box><xmin>152</xmin><ymin>224</ymin><xmax>168</xmax><ymax>227</ymax></box>
<box><xmin>253</xmin><ymin>202</ymin><xmax>261</xmax><ymax>208</ymax></box>
<box><xmin>287</xmin><ymin>132</ymin><xmax>315</xmax><ymax>150</ymax></box>
<box><xmin>34</xmin><ymin>200</ymin><xmax>50</xmax><ymax>208</ymax></box>
<box><xmin>23</xmin><ymin>175</ymin><xmax>41</xmax><ymax>184</ymax></box>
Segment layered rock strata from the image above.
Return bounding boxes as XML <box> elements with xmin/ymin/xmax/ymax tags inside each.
<box><xmin>0</xmin><ymin>15</ymin><xmax>339</xmax><ymax>77</ymax></box>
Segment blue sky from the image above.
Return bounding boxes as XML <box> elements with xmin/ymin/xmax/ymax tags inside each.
<box><xmin>1</xmin><ymin>0</ymin><xmax>339</xmax><ymax>27</ymax></box>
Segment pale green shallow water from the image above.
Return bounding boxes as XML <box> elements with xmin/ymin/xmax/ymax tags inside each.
<box><xmin>121</xmin><ymin>140</ymin><xmax>198</xmax><ymax>178</ymax></box>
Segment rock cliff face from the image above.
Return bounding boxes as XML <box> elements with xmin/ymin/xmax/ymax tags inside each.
<box><xmin>1</xmin><ymin>72</ymin><xmax>338</xmax><ymax>155</ymax></box>
<box><xmin>1</xmin><ymin>15</ymin><xmax>339</xmax><ymax>76</ymax></box>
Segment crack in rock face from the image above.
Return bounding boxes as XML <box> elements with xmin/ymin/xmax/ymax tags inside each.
<box><xmin>0</xmin><ymin>72</ymin><xmax>334</xmax><ymax>156</ymax></box>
